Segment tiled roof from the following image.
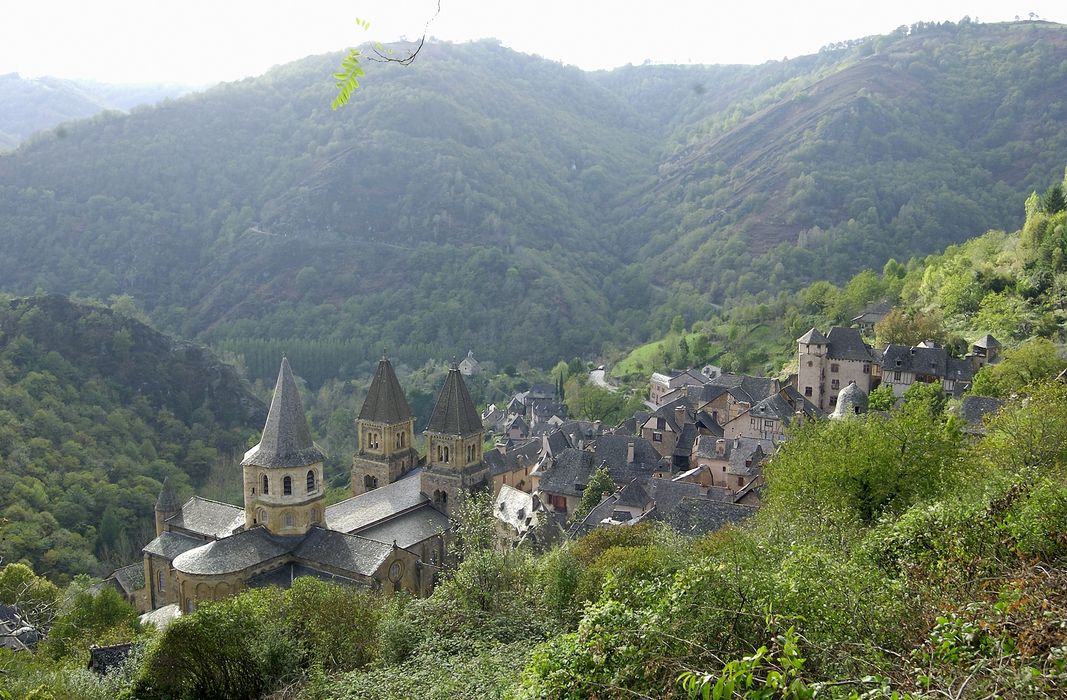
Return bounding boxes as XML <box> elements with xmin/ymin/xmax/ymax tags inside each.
<box><xmin>426</xmin><ymin>364</ymin><xmax>483</xmax><ymax>436</ymax></box>
<box><xmin>359</xmin><ymin>355</ymin><xmax>413</xmax><ymax>424</ymax></box>
<box><xmin>242</xmin><ymin>357</ymin><xmax>326</xmax><ymax>468</ymax></box>
<box><xmin>143</xmin><ymin>530</ymin><xmax>207</xmax><ymax>560</ymax></box>
<box><xmin>826</xmin><ymin>327</ymin><xmax>876</xmax><ymax>362</ymax></box>
<box><xmin>166</xmin><ymin>497</ymin><xmax>244</xmax><ymax>538</ymax></box>
<box><xmin>351</xmin><ymin>504</ymin><xmax>450</xmax><ymax>548</ymax></box>
<box><xmin>172</xmin><ymin>527</ymin><xmax>295</xmax><ymax>576</ymax></box>
<box><xmin>294</xmin><ymin>528</ymin><xmax>395</xmax><ymax>576</ymax></box>
<box><xmin>326</xmin><ymin>471</ymin><xmax>427</xmax><ymax>533</ymax></box>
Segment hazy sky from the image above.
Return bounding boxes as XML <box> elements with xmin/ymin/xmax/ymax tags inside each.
<box><xmin>1</xmin><ymin>1</ymin><xmax>1064</xmax><ymax>85</ymax></box>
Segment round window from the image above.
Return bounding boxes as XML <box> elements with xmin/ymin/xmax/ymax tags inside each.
<box><xmin>388</xmin><ymin>560</ymin><xmax>402</xmax><ymax>582</ymax></box>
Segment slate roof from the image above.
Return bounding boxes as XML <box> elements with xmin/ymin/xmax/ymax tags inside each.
<box><xmin>726</xmin><ymin>439</ymin><xmax>770</xmax><ymax>476</ymax></box>
<box><xmin>88</xmin><ymin>643</ymin><xmax>136</xmax><ymax>675</ymax></box>
<box><xmin>155</xmin><ymin>476</ymin><xmax>180</xmax><ymax>512</ymax></box>
<box><xmin>528</xmin><ymin>383</ymin><xmax>557</xmax><ymax>400</ymax></box>
<box><xmin>326</xmin><ymin>471</ymin><xmax>428</xmax><ymax>533</ymax></box>
<box><xmin>242</xmin><ymin>357</ymin><xmax>326</xmax><ymax>468</ymax></box>
<box><xmin>958</xmin><ymin>396</ymin><xmax>1005</xmax><ymax>434</ymax></box>
<box><xmin>426</xmin><ymin>363</ymin><xmax>483</xmax><ymax>436</ymax></box>
<box><xmin>112</xmin><ymin>562</ymin><xmax>146</xmax><ymax>594</ymax></box>
<box><xmin>704</xmin><ymin>373</ymin><xmax>779</xmax><ymax>403</ymax></box>
<box><xmin>616</xmin><ymin>480</ymin><xmax>652</xmax><ymax>508</ymax></box>
<box><xmin>544</xmin><ymin>429</ymin><xmax>573</xmax><ymax>456</ymax></box>
<box><xmin>655</xmin><ymin>497</ymin><xmax>757</xmax><ymax>536</ymax></box>
<box><xmin>359</xmin><ymin>354</ymin><xmax>413</xmax><ymax>424</ymax></box>
<box><xmin>294</xmin><ymin>528</ymin><xmax>395</xmax><ymax>576</ymax></box>
<box><xmin>166</xmin><ymin>497</ymin><xmax>245</xmax><ymax>538</ymax></box>
<box><xmin>797</xmin><ymin>327</ymin><xmax>828</xmax><ymax>344</ymax></box>
<box><xmin>172</xmin><ymin>527</ymin><xmax>296</xmax><ymax>576</ymax></box>
<box><xmin>973</xmin><ymin>334</ymin><xmax>1001</xmax><ymax>349</ymax></box>
<box><xmin>246</xmin><ymin>562</ymin><xmax>363</xmax><ymax>590</ymax></box>
<box><xmin>351</xmin><ymin>504</ymin><xmax>450</xmax><ymax>549</ymax></box>
<box><xmin>645</xmin><ymin>478</ymin><xmax>734</xmax><ymax>514</ymax></box>
<box><xmin>143</xmin><ymin>530</ymin><xmax>207</xmax><ymax>560</ymax></box>
<box><xmin>594</xmin><ymin>435</ymin><xmax>662</xmax><ymax>484</ymax></box>
<box><xmin>139</xmin><ymin>604</ymin><xmax>181</xmax><ymax>629</ymax></box>
<box><xmin>487</xmin><ymin>438</ymin><xmax>541</xmax><ymax>477</ymax></box>
<box><xmin>825</xmin><ymin>327</ymin><xmax>876</xmax><ymax>362</ymax></box>
<box><xmin>537</xmin><ymin>448</ymin><xmax>597</xmax><ymax>497</ymax></box>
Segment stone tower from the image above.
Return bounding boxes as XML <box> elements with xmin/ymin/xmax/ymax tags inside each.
<box><xmin>420</xmin><ymin>359</ymin><xmax>489</xmax><ymax>518</ymax></box>
<box><xmin>241</xmin><ymin>357</ymin><xmax>327</xmax><ymax>535</ymax></box>
<box><xmin>154</xmin><ymin>476</ymin><xmax>181</xmax><ymax>537</ymax></box>
<box><xmin>351</xmin><ymin>352</ymin><xmax>418</xmax><ymax>495</ymax></box>
<box><xmin>796</xmin><ymin>327</ymin><xmax>829</xmax><ymax>410</ymax></box>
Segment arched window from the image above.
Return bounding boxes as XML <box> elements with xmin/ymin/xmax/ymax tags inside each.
<box><xmin>364</xmin><ymin>474</ymin><xmax>378</xmax><ymax>490</ymax></box>
<box><xmin>255</xmin><ymin>508</ymin><xmax>266</xmax><ymax>526</ymax></box>
<box><xmin>283</xmin><ymin>476</ymin><xmax>292</xmax><ymax>495</ymax></box>
<box><xmin>262</xmin><ymin>474</ymin><xmax>269</xmax><ymax>494</ymax></box>
<box><xmin>443</xmin><ymin>446</ymin><xmax>449</xmax><ymax>463</ymax></box>
<box><xmin>157</xmin><ymin>570</ymin><xmax>165</xmax><ymax>592</ymax></box>
<box><xmin>284</xmin><ymin>511</ymin><xmax>294</xmax><ymax>528</ymax></box>
<box><xmin>306</xmin><ymin>470</ymin><xmax>315</xmax><ymax>494</ymax></box>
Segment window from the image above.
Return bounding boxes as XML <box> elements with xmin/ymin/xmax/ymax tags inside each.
<box><xmin>652</xmin><ymin>432</ymin><xmax>663</xmax><ymax>442</ymax></box>
<box><xmin>893</xmin><ymin>371</ymin><xmax>902</xmax><ymax>381</ymax></box>
<box><xmin>831</xmin><ymin>379</ymin><xmax>840</xmax><ymax>390</ymax></box>
<box><xmin>830</xmin><ymin>363</ymin><xmax>840</xmax><ymax>373</ymax></box>
<box><xmin>283</xmin><ymin>476</ymin><xmax>292</xmax><ymax>495</ymax></box>
<box><xmin>804</xmin><ymin>386</ymin><xmax>812</xmax><ymax>397</ymax></box>
<box><xmin>389</xmin><ymin>560</ymin><xmax>403</xmax><ymax>582</ymax></box>
<box><xmin>364</xmin><ymin>474</ymin><xmax>378</xmax><ymax>490</ymax></box>
<box><xmin>284</xmin><ymin>511</ymin><xmax>294</xmax><ymax>528</ymax></box>
<box><xmin>306</xmin><ymin>470</ymin><xmax>315</xmax><ymax>494</ymax></box>
<box><xmin>807</xmin><ymin>360</ymin><xmax>813</xmax><ymax>367</ymax></box>
<box><xmin>863</xmin><ymin>364</ymin><xmax>870</xmax><ymax>374</ymax></box>
<box><xmin>395</xmin><ymin>432</ymin><xmax>404</xmax><ymax>448</ymax></box>
<box><xmin>466</xmin><ymin>444</ymin><xmax>475</xmax><ymax>462</ymax></box>
<box><xmin>262</xmin><ymin>475</ymin><xmax>269</xmax><ymax>495</ymax></box>
<box><xmin>157</xmin><ymin>570</ymin><xmax>165</xmax><ymax>592</ymax></box>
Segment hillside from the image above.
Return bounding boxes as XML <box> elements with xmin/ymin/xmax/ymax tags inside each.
<box><xmin>0</xmin><ymin>73</ymin><xmax>190</xmax><ymax>150</ymax></box>
<box><xmin>0</xmin><ymin>295</ymin><xmax>265</xmax><ymax>583</ymax></box>
<box><xmin>0</xmin><ymin>23</ymin><xmax>1066</xmax><ymax>382</ymax></box>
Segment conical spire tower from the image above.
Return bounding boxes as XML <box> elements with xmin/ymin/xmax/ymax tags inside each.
<box><xmin>421</xmin><ymin>358</ymin><xmax>489</xmax><ymax>517</ymax></box>
<box><xmin>351</xmin><ymin>352</ymin><xmax>418</xmax><ymax>495</ymax></box>
<box><xmin>242</xmin><ymin>357</ymin><xmax>326</xmax><ymax>534</ymax></box>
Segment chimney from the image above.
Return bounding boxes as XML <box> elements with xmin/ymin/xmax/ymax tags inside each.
<box><xmin>715</xmin><ymin>438</ymin><xmax>726</xmax><ymax>458</ymax></box>
<box><xmin>626</xmin><ymin>440</ymin><xmax>635</xmax><ymax>464</ymax></box>
<box><xmin>674</xmin><ymin>404</ymin><xmax>687</xmax><ymax>425</ymax></box>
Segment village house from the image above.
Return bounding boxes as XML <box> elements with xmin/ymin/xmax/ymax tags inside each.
<box><xmin>649</xmin><ymin>368</ymin><xmax>706</xmax><ymax>406</ymax></box>
<box><xmin>796</xmin><ymin>327</ymin><xmax>879</xmax><ymax>410</ymax></box>
<box><xmin>721</xmin><ymin>386</ymin><xmax>822</xmax><ymax>442</ymax></box>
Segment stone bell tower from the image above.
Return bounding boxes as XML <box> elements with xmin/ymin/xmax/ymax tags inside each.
<box><xmin>241</xmin><ymin>357</ymin><xmax>327</xmax><ymax>535</ymax></box>
<box><xmin>154</xmin><ymin>476</ymin><xmax>181</xmax><ymax>537</ymax></box>
<box><xmin>420</xmin><ymin>358</ymin><xmax>489</xmax><ymax>518</ymax></box>
<box><xmin>351</xmin><ymin>352</ymin><xmax>418</xmax><ymax>495</ymax></box>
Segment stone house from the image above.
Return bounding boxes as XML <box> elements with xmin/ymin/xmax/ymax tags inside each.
<box><xmin>796</xmin><ymin>327</ymin><xmax>878</xmax><ymax>410</ymax></box>
<box><xmin>722</xmin><ymin>386</ymin><xmax>821</xmax><ymax>442</ymax></box>
<box><xmin>650</xmin><ymin>368</ymin><xmax>707</xmax><ymax>406</ymax></box>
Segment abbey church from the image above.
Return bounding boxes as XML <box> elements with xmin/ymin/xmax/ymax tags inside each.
<box><xmin>137</xmin><ymin>354</ymin><xmax>487</xmax><ymax>615</ymax></box>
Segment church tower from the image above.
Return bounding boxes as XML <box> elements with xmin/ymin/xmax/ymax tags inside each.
<box><xmin>154</xmin><ymin>476</ymin><xmax>180</xmax><ymax>537</ymax></box>
<box><xmin>241</xmin><ymin>357</ymin><xmax>327</xmax><ymax>535</ymax></box>
<box><xmin>351</xmin><ymin>352</ymin><xmax>418</xmax><ymax>495</ymax></box>
<box><xmin>420</xmin><ymin>358</ymin><xmax>489</xmax><ymax>518</ymax></box>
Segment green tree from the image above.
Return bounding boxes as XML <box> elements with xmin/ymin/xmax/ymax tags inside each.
<box><xmin>867</xmin><ymin>384</ymin><xmax>896</xmax><ymax>412</ymax></box>
<box><xmin>970</xmin><ymin>338</ymin><xmax>1067</xmax><ymax>397</ymax></box>
<box><xmin>1041</xmin><ymin>182</ymin><xmax>1066</xmax><ymax>214</ymax></box>
<box><xmin>574</xmin><ymin>466</ymin><xmax>615</xmax><ymax>520</ymax></box>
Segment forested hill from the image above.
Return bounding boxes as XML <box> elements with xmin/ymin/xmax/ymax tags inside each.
<box><xmin>0</xmin><ymin>73</ymin><xmax>190</xmax><ymax>150</ymax></box>
<box><xmin>1</xmin><ymin>22</ymin><xmax>1066</xmax><ymax>381</ymax></box>
<box><xmin>0</xmin><ymin>295</ymin><xmax>265</xmax><ymax>583</ymax></box>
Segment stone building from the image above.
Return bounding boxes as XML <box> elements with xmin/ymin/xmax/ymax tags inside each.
<box><xmin>139</xmin><ymin>355</ymin><xmax>486</xmax><ymax>614</ymax></box>
<box><xmin>796</xmin><ymin>327</ymin><xmax>878</xmax><ymax>410</ymax></box>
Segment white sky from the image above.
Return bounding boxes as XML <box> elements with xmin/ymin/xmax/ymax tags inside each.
<box><xmin>1</xmin><ymin>1</ymin><xmax>1064</xmax><ymax>85</ymax></box>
